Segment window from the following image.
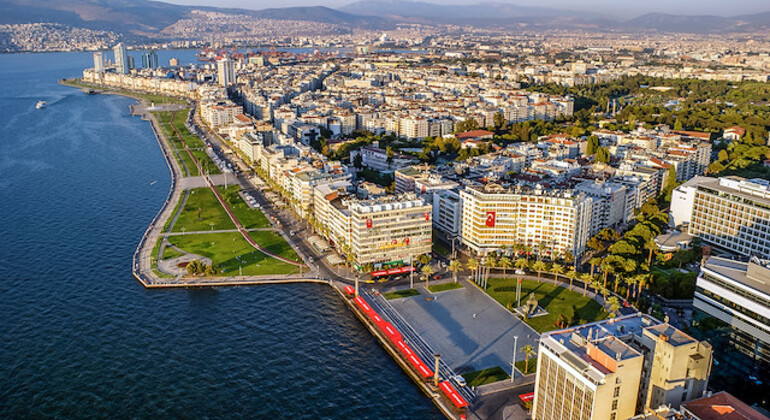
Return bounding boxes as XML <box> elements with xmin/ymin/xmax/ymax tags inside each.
<box><xmin>614</xmin><ymin>386</ymin><xmax>621</xmax><ymax>398</ymax></box>
<box><xmin>612</xmin><ymin>399</ymin><xmax>618</xmax><ymax>410</ymax></box>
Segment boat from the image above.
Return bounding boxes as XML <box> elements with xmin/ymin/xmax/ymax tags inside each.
<box><xmin>36</xmin><ymin>100</ymin><xmax>47</xmax><ymax>109</ymax></box>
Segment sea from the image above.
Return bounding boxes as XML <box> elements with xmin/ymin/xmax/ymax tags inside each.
<box><xmin>0</xmin><ymin>49</ymin><xmax>441</xmax><ymax>418</ymax></box>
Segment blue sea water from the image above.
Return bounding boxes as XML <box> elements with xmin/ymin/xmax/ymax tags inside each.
<box><xmin>0</xmin><ymin>51</ymin><xmax>441</xmax><ymax>419</ymax></box>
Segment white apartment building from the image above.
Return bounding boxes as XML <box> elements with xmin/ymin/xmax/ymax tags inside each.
<box><xmin>217</xmin><ymin>58</ymin><xmax>235</xmax><ymax>87</ymax></box>
<box><xmin>671</xmin><ymin>176</ymin><xmax>770</xmax><ymax>258</ymax></box>
<box><xmin>350</xmin><ymin>144</ymin><xmax>420</xmax><ymax>174</ymax></box>
<box><xmin>433</xmin><ymin>189</ymin><xmax>462</xmax><ymax>238</ymax></box>
<box><xmin>575</xmin><ymin>180</ymin><xmax>630</xmax><ymax>235</ymax></box>
<box><xmin>200</xmin><ymin>101</ymin><xmax>243</xmax><ymax>128</ymax></box>
<box><xmin>460</xmin><ymin>184</ymin><xmax>593</xmax><ymax>257</ymax></box>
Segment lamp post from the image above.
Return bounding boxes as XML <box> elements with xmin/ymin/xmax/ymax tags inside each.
<box><xmin>433</xmin><ymin>353</ymin><xmax>441</xmax><ymax>387</ymax></box>
<box><xmin>511</xmin><ymin>335</ymin><xmax>518</xmax><ymax>383</ymax></box>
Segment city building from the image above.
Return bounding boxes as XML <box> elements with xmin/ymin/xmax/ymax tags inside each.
<box><xmin>142</xmin><ymin>50</ymin><xmax>159</xmax><ymax>69</ymax></box>
<box><xmin>681</xmin><ymin>391</ymin><xmax>769</xmax><ymax>420</ymax></box>
<box><xmin>217</xmin><ymin>58</ymin><xmax>235</xmax><ymax>87</ymax></box>
<box><xmin>460</xmin><ymin>183</ymin><xmax>593</xmax><ymax>257</ymax></box>
<box><xmin>113</xmin><ymin>43</ymin><xmax>129</xmax><ymax>74</ymax></box>
<box><xmin>695</xmin><ymin>256</ymin><xmax>770</xmax><ymax>377</ymax></box>
<box><xmin>93</xmin><ymin>51</ymin><xmax>104</xmax><ymax>73</ymax></box>
<box><xmin>350</xmin><ymin>144</ymin><xmax>420</xmax><ymax>173</ymax></box>
<box><xmin>670</xmin><ymin>176</ymin><xmax>770</xmax><ymax>258</ymax></box>
<box><xmin>534</xmin><ymin>314</ymin><xmax>712</xmax><ymax>420</ymax></box>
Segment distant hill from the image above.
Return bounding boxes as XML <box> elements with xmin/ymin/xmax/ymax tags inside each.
<box><xmin>251</xmin><ymin>6</ymin><xmax>385</xmax><ymax>27</ymax></box>
<box><xmin>624</xmin><ymin>12</ymin><xmax>770</xmax><ymax>33</ymax></box>
<box><xmin>340</xmin><ymin>0</ymin><xmax>599</xmax><ymax>23</ymax></box>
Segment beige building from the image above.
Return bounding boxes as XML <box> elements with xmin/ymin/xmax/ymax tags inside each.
<box><xmin>460</xmin><ymin>184</ymin><xmax>593</xmax><ymax>257</ymax></box>
<box><xmin>314</xmin><ymin>189</ymin><xmax>432</xmax><ymax>268</ymax></box>
<box><xmin>533</xmin><ymin>314</ymin><xmax>712</xmax><ymax>420</ymax></box>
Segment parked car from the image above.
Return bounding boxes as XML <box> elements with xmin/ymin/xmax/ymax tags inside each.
<box><xmin>452</xmin><ymin>375</ymin><xmax>467</xmax><ymax>387</ymax></box>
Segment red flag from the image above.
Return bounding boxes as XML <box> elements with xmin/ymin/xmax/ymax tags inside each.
<box><xmin>424</xmin><ymin>211</ymin><xmax>431</xmax><ymax>221</ymax></box>
<box><xmin>366</xmin><ymin>218</ymin><xmax>372</xmax><ymax>228</ymax></box>
<box><xmin>405</xmin><ymin>237</ymin><xmax>410</xmax><ymax>245</ymax></box>
<box><xmin>486</xmin><ymin>211</ymin><xmax>496</xmax><ymax>227</ymax></box>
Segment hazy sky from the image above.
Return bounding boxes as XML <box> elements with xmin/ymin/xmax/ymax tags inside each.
<box><xmin>162</xmin><ymin>0</ymin><xmax>770</xmax><ymax>19</ymax></box>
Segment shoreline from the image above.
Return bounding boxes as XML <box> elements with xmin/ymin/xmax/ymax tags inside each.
<box><xmin>59</xmin><ymin>80</ymin><xmax>464</xmax><ymax>419</ymax></box>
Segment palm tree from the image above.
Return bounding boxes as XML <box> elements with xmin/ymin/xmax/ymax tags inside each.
<box><xmin>566</xmin><ymin>269</ymin><xmax>577</xmax><ymax>290</ymax></box>
<box><xmin>550</xmin><ymin>263</ymin><xmax>565</xmax><ymax>284</ymax></box>
<box><xmin>523</xmin><ymin>245</ymin><xmax>533</xmax><ymax>260</ymax></box>
<box><xmin>421</xmin><ymin>264</ymin><xmax>434</xmax><ymax>289</ymax></box>
<box><xmin>537</xmin><ymin>242</ymin><xmax>547</xmax><ymax>261</ymax></box>
<box><xmin>625</xmin><ymin>276</ymin><xmax>637</xmax><ymax>300</ymax></box>
<box><xmin>607</xmin><ymin>296</ymin><xmax>621</xmax><ymax>317</ymax></box>
<box><xmin>563</xmin><ymin>251</ymin><xmax>575</xmax><ymax>268</ymax></box>
<box><xmin>644</xmin><ymin>239</ymin><xmax>658</xmax><ymax>267</ymax></box>
<box><xmin>521</xmin><ymin>344</ymin><xmax>537</xmax><ymax>374</ymax></box>
<box><xmin>589</xmin><ymin>257</ymin><xmax>602</xmax><ymax>277</ymax></box>
<box><xmin>532</xmin><ymin>260</ymin><xmax>547</xmax><ymax>281</ymax></box>
<box><xmin>448</xmin><ymin>259</ymin><xmax>462</xmax><ymax>283</ymax></box>
<box><xmin>635</xmin><ymin>273</ymin><xmax>651</xmax><ymax>300</ymax></box>
<box><xmin>467</xmin><ymin>258</ymin><xmax>479</xmax><ymax>284</ymax></box>
<box><xmin>499</xmin><ymin>256</ymin><xmax>512</xmax><ymax>278</ymax></box>
<box><xmin>484</xmin><ymin>256</ymin><xmax>498</xmax><ymax>289</ymax></box>
<box><xmin>600</xmin><ymin>257</ymin><xmax>614</xmax><ymax>289</ymax></box>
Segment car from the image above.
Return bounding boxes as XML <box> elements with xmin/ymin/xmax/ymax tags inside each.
<box><xmin>452</xmin><ymin>375</ymin><xmax>467</xmax><ymax>387</ymax></box>
<box><xmin>289</xmin><ymin>230</ymin><xmax>295</xmax><ymax>236</ymax></box>
<box><xmin>309</xmin><ymin>257</ymin><xmax>314</xmax><ymax>263</ymax></box>
<box><xmin>515</xmin><ymin>269</ymin><xmax>525</xmax><ymax>275</ymax></box>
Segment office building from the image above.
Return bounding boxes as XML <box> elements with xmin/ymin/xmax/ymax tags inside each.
<box><xmin>350</xmin><ymin>144</ymin><xmax>420</xmax><ymax>174</ymax></box>
<box><xmin>142</xmin><ymin>50</ymin><xmax>159</xmax><ymax>69</ymax></box>
<box><xmin>695</xmin><ymin>256</ymin><xmax>770</xmax><ymax>374</ymax></box>
<box><xmin>113</xmin><ymin>43</ymin><xmax>129</xmax><ymax>74</ymax></box>
<box><xmin>681</xmin><ymin>391</ymin><xmax>769</xmax><ymax>420</ymax></box>
<box><xmin>93</xmin><ymin>51</ymin><xmax>105</xmax><ymax>73</ymax></box>
<box><xmin>534</xmin><ymin>314</ymin><xmax>712</xmax><ymax>420</ymax></box>
<box><xmin>460</xmin><ymin>183</ymin><xmax>593</xmax><ymax>257</ymax></box>
<box><xmin>671</xmin><ymin>176</ymin><xmax>770</xmax><ymax>258</ymax></box>
<box><xmin>217</xmin><ymin>58</ymin><xmax>235</xmax><ymax>87</ymax></box>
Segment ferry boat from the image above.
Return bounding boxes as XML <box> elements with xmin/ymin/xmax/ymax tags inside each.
<box><xmin>36</xmin><ymin>100</ymin><xmax>47</xmax><ymax>109</ymax></box>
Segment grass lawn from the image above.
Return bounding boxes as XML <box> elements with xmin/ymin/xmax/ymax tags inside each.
<box><xmin>171</xmin><ymin>188</ymin><xmax>235</xmax><ymax>232</ymax></box>
<box><xmin>162</xmin><ymin>246</ymin><xmax>184</xmax><ymax>260</ymax></box>
<box><xmin>245</xmin><ymin>230</ymin><xmax>301</xmax><ymax>262</ymax></box>
<box><xmin>428</xmin><ymin>282</ymin><xmax>463</xmax><ymax>293</ymax></box>
<box><xmin>153</xmin><ymin>269</ymin><xmax>176</xmax><ymax>279</ymax></box>
<box><xmin>217</xmin><ymin>185</ymin><xmax>271</xmax><ymax>229</ymax></box>
<box><xmin>383</xmin><ymin>289</ymin><xmax>420</xmax><ymax>300</ymax></box>
<box><xmin>487</xmin><ymin>277</ymin><xmax>609</xmax><ymax>333</ymax></box>
<box><xmin>462</xmin><ymin>367</ymin><xmax>510</xmax><ymax>387</ymax></box>
<box><xmin>515</xmin><ymin>358</ymin><xmax>537</xmax><ymax>375</ymax></box>
<box><xmin>170</xmin><ymin>232</ymin><xmax>300</xmax><ymax>276</ymax></box>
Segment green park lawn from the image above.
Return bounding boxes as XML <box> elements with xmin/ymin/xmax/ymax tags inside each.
<box><xmin>171</xmin><ymin>188</ymin><xmax>236</xmax><ymax>232</ymax></box>
<box><xmin>162</xmin><ymin>246</ymin><xmax>184</xmax><ymax>260</ymax></box>
<box><xmin>61</xmin><ymin>79</ymin><xmax>188</xmax><ymax>105</ymax></box>
<box><xmin>428</xmin><ymin>282</ymin><xmax>463</xmax><ymax>293</ymax></box>
<box><xmin>168</xmin><ymin>232</ymin><xmax>301</xmax><ymax>276</ymax></box>
<box><xmin>383</xmin><ymin>289</ymin><xmax>420</xmax><ymax>300</ymax></box>
<box><xmin>463</xmin><ymin>367</ymin><xmax>510</xmax><ymax>386</ymax></box>
<box><xmin>486</xmin><ymin>278</ymin><xmax>609</xmax><ymax>333</ymax></box>
<box><xmin>217</xmin><ymin>185</ymin><xmax>271</xmax><ymax>229</ymax></box>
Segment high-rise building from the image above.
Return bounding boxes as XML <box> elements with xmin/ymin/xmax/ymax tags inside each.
<box><xmin>670</xmin><ymin>176</ymin><xmax>770</xmax><ymax>258</ymax></box>
<box><xmin>217</xmin><ymin>58</ymin><xmax>235</xmax><ymax>87</ymax></box>
<box><xmin>460</xmin><ymin>183</ymin><xmax>593</xmax><ymax>257</ymax></box>
<box><xmin>93</xmin><ymin>51</ymin><xmax>105</xmax><ymax>73</ymax></box>
<box><xmin>142</xmin><ymin>50</ymin><xmax>159</xmax><ymax>69</ymax></box>
<box><xmin>113</xmin><ymin>43</ymin><xmax>129</xmax><ymax>74</ymax></box>
<box><xmin>695</xmin><ymin>256</ymin><xmax>770</xmax><ymax>379</ymax></box>
<box><xmin>533</xmin><ymin>314</ymin><xmax>712</xmax><ymax>420</ymax></box>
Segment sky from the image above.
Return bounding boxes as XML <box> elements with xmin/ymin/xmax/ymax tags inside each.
<box><xmin>161</xmin><ymin>0</ymin><xmax>770</xmax><ymax>19</ymax></box>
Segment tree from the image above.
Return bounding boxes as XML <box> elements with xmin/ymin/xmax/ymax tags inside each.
<box><xmin>484</xmin><ymin>256</ymin><xmax>498</xmax><ymax>287</ymax></box>
<box><xmin>607</xmin><ymin>296</ymin><xmax>621</xmax><ymax>317</ymax></box>
<box><xmin>589</xmin><ymin>257</ymin><xmax>602</xmax><ymax>277</ymax></box>
<box><xmin>674</xmin><ymin>119</ymin><xmax>683</xmax><ymax>131</ymax></box>
<box><xmin>467</xmin><ymin>258</ymin><xmax>479</xmax><ymax>284</ymax></box>
<box><xmin>386</xmin><ymin>146</ymin><xmax>394</xmax><ymax>163</ymax></box>
<box><xmin>448</xmin><ymin>259</ymin><xmax>462</xmax><ymax>283</ymax></box>
<box><xmin>566</xmin><ymin>269</ymin><xmax>577</xmax><ymax>289</ymax></box>
<box><xmin>493</xmin><ymin>112</ymin><xmax>507</xmax><ymax>133</ymax></box>
<box><xmin>521</xmin><ymin>344</ymin><xmax>536</xmax><ymax>374</ymax></box>
<box><xmin>455</xmin><ymin>118</ymin><xmax>480</xmax><ymax>133</ymax></box>
<box><xmin>499</xmin><ymin>256</ymin><xmax>512</xmax><ymax>278</ymax></box>
<box><xmin>718</xmin><ymin>149</ymin><xmax>729</xmax><ymax>162</ymax></box>
<box><xmin>353</xmin><ymin>153</ymin><xmax>363</xmax><ymax>169</ymax></box>
<box><xmin>595</xmin><ymin>146</ymin><xmax>610</xmax><ymax>163</ymax></box>
<box><xmin>532</xmin><ymin>260</ymin><xmax>547</xmax><ymax>281</ymax></box>
<box><xmin>586</xmin><ymin>135</ymin><xmax>599</xmax><ymax>155</ymax></box>
<box><xmin>421</xmin><ymin>264</ymin><xmax>434</xmax><ymax>289</ymax></box>
<box><xmin>515</xmin><ymin>258</ymin><xmax>529</xmax><ymax>281</ymax></box>
<box><xmin>550</xmin><ymin>263</ymin><xmax>565</xmax><ymax>283</ymax></box>
<box><xmin>418</xmin><ymin>254</ymin><xmax>431</xmax><ymax>265</ymax></box>
<box><xmin>580</xmin><ymin>273</ymin><xmax>594</xmax><ymax>296</ymax></box>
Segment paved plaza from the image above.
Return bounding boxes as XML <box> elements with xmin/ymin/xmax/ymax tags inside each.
<box><xmin>387</xmin><ymin>279</ymin><xmax>539</xmax><ymax>375</ymax></box>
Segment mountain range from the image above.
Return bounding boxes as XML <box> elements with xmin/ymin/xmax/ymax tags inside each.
<box><xmin>0</xmin><ymin>0</ymin><xmax>768</xmax><ymax>37</ymax></box>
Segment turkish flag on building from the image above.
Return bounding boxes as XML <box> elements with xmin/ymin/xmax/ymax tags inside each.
<box><xmin>486</xmin><ymin>211</ymin><xmax>496</xmax><ymax>227</ymax></box>
<box><xmin>405</xmin><ymin>237</ymin><xmax>410</xmax><ymax>245</ymax></box>
<box><xmin>366</xmin><ymin>218</ymin><xmax>373</xmax><ymax>228</ymax></box>
<box><xmin>424</xmin><ymin>211</ymin><xmax>431</xmax><ymax>221</ymax></box>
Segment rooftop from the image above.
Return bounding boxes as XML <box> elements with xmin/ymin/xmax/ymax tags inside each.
<box><xmin>683</xmin><ymin>391</ymin><xmax>769</xmax><ymax>420</ymax></box>
<box><xmin>702</xmin><ymin>256</ymin><xmax>770</xmax><ymax>297</ymax></box>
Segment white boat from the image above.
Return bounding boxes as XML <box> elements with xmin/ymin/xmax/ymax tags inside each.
<box><xmin>36</xmin><ymin>100</ymin><xmax>47</xmax><ymax>109</ymax></box>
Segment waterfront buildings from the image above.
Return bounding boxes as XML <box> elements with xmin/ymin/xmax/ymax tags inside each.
<box><xmin>113</xmin><ymin>42</ymin><xmax>129</xmax><ymax>74</ymax></box>
<box><xmin>670</xmin><ymin>176</ymin><xmax>770</xmax><ymax>259</ymax></box>
<box><xmin>459</xmin><ymin>183</ymin><xmax>593</xmax><ymax>257</ymax></box>
<box><xmin>217</xmin><ymin>57</ymin><xmax>235</xmax><ymax>87</ymax></box>
<box><xmin>695</xmin><ymin>256</ymin><xmax>770</xmax><ymax>377</ymax></box>
<box><xmin>534</xmin><ymin>314</ymin><xmax>712</xmax><ymax>420</ymax></box>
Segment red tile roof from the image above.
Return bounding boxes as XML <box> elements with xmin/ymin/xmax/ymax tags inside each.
<box><xmin>683</xmin><ymin>392</ymin><xmax>769</xmax><ymax>420</ymax></box>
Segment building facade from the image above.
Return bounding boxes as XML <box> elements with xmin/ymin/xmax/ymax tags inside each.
<box><xmin>113</xmin><ymin>43</ymin><xmax>129</xmax><ymax>75</ymax></box>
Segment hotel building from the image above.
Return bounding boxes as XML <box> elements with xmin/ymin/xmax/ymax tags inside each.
<box><xmin>671</xmin><ymin>176</ymin><xmax>770</xmax><ymax>258</ymax></box>
<box><xmin>695</xmin><ymin>256</ymin><xmax>770</xmax><ymax>375</ymax></box>
<box><xmin>313</xmin><ymin>189</ymin><xmax>433</xmax><ymax>268</ymax></box>
<box><xmin>534</xmin><ymin>314</ymin><xmax>712</xmax><ymax>420</ymax></box>
<box><xmin>459</xmin><ymin>184</ymin><xmax>593</xmax><ymax>257</ymax></box>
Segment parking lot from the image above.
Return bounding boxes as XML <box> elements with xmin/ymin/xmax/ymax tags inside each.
<box><xmin>387</xmin><ymin>279</ymin><xmax>539</xmax><ymax>375</ymax></box>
